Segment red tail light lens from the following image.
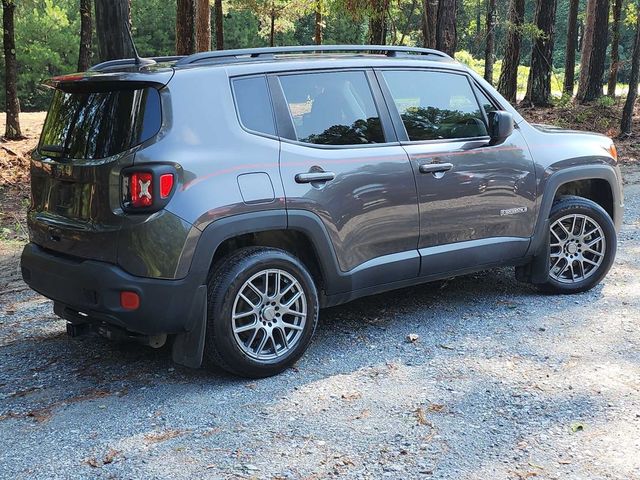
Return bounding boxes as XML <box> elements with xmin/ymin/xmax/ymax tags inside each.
<box><xmin>159</xmin><ymin>173</ymin><xmax>174</xmax><ymax>199</ymax></box>
<box><xmin>129</xmin><ymin>172</ymin><xmax>153</xmax><ymax>208</ymax></box>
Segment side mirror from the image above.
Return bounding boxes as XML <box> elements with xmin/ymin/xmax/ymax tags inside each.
<box><xmin>488</xmin><ymin>111</ymin><xmax>514</xmax><ymax>145</ymax></box>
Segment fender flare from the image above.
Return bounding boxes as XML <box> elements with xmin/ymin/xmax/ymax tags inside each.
<box><xmin>526</xmin><ymin>164</ymin><xmax>622</xmax><ymax>258</ymax></box>
<box><xmin>176</xmin><ymin>209</ymin><xmax>345</xmax><ymax>295</ymax></box>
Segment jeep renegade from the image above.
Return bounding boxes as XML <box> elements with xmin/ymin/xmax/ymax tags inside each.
<box><xmin>20</xmin><ymin>46</ymin><xmax>624</xmax><ymax>378</ymax></box>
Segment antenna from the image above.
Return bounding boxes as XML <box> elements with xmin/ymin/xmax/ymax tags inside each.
<box><xmin>125</xmin><ymin>24</ymin><xmax>156</xmax><ymax>68</ymax></box>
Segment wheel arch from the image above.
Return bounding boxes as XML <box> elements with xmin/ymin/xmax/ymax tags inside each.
<box><xmin>527</xmin><ymin>165</ymin><xmax>623</xmax><ymax>257</ymax></box>
<box><xmin>178</xmin><ymin>210</ymin><xmax>344</xmax><ymax>299</ymax></box>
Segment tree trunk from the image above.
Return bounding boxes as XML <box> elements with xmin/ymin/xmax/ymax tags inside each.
<box><xmin>176</xmin><ymin>0</ymin><xmax>195</xmax><ymax>55</ymax></box>
<box><xmin>497</xmin><ymin>0</ymin><xmax>524</xmax><ymax>103</ymax></box>
<box><xmin>2</xmin><ymin>0</ymin><xmax>21</xmax><ymax>140</ymax></box>
<box><xmin>177</xmin><ymin>0</ymin><xmax>210</xmax><ymax>54</ymax></box>
<box><xmin>95</xmin><ymin>0</ymin><xmax>132</xmax><ymax>62</ymax></box>
<box><xmin>607</xmin><ymin>0</ymin><xmax>624</xmax><ymax>97</ymax></box>
<box><xmin>214</xmin><ymin>0</ymin><xmax>223</xmax><ymax>50</ymax></box>
<box><xmin>436</xmin><ymin>0</ymin><xmax>457</xmax><ymax>57</ymax></box>
<box><xmin>620</xmin><ymin>10</ymin><xmax>640</xmax><ymax>136</ymax></box>
<box><xmin>369</xmin><ymin>0</ymin><xmax>388</xmax><ymax>44</ymax></box>
<box><xmin>563</xmin><ymin>0</ymin><xmax>579</xmax><ymax>95</ymax></box>
<box><xmin>484</xmin><ymin>0</ymin><xmax>497</xmax><ymax>84</ymax></box>
<box><xmin>421</xmin><ymin>0</ymin><xmax>437</xmax><ymax>48</ymax></box>
<box><xmin>314</xmin><ymin>0</ymin><xmax>323</xmax><ymax>45</ymax></box>
<box><xmin>522</xmin><ymin>0</ymin><xmax>558</xmax><ymax>107</ymax></box>
<box><xmin>78</xmin><ymin>0</ymin><xmax>92</xmax><ymax>71</ymax></box>
<box><xmin>576</xmin><ymin>0</ymin><xmax>610</xmax><ymax>103</ymax></box>
<box><xmin>195</xmin><ymin>0</ymin><xmax>211</xmax><ymax>52</ymax></box>
<box><xmin>270</xmin><ymin>5</ymin><xmax>275</xmax><ymax>47</ymax></box>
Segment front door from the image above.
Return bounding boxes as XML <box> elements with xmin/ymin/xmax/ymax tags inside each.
<box><xmin>272</xmin><ymin>69</ymin><xmax>420</xmax><ymax>291</ymax></box>
<box><xmin>377</xmin><ymin>69</ymin><xmax>537</xmax><ymax>276</ymax></box>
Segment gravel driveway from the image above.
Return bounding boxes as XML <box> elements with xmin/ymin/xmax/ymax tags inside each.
<box><xmin>1</xmin><ymin>167</ymin><xmax>639</xmax><ymax>480</ymax></box>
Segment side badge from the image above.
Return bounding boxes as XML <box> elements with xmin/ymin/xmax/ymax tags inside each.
<box><xmin>500</xmin><ymin>207</ymin><xmax>528</xmax><ymax>217</ymax></box>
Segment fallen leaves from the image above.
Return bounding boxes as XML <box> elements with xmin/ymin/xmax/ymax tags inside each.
<box><xmin>143</xmin><ymin>429</ymin><xmax>189</xmax><ymax>445</ymax></box>
<box><xmin>415</xmin><ymin>407</ymin><xmax>432</xmax><ymax>427</ymax></box>
<box><xmin>86</xmin><ymin>448</ymin><xmax>121</xmax><ymax>468</ymax></box>
<box><xmin>341</xmin><ymin>391</ymin><xmax>362</xmax><ymax>401</ymax></box>
<box><xmin>427</xmin><ymin>403</ymin><xmax>446</xmax><ymax>413</ymax></box>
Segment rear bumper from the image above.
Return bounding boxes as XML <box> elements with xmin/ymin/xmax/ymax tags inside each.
<box><xmin>20</xmin><ymin>243</ymin><xmax>206</xmax><ymax>336</ymax></box>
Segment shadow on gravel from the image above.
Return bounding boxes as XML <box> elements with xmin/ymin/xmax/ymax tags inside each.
<box><xmin>1</xmin><ymin>268</ymin><xmax>540</xmax><ymax>421</ymax></box>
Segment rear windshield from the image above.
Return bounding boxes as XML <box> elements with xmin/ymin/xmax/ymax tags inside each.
<box><xmin>39</xmin><ymin>87</ymin><xmax>161</xmax><ymax>160</ymax></box>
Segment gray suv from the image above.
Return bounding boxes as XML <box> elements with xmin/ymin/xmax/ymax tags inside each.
<box><xmin>20</xmin><ymin>46</ymin><xmax>624</xmax><ymax>378</ymax></box>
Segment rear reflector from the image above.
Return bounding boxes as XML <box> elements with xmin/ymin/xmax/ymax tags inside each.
<box><xmin>159</xmin><ymin>173</ymin><xmax>174</xmax><ymax>198</ymax></box>
<box><xmin>120</xmin><ymin>291</ymin><xmax>140</xmax><ymax>310</ymax></box>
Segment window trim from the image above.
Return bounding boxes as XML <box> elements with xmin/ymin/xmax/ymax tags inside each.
<box><xmin>268</xmin><ymin>68</ymin><xmax>399</xmax><ymax>150</ymax></box>
<box><xmin>375</xmin><ymin>67</ymin><xmax>493</xmax><ymax>146</ymax></box>
<box><xmin>230</xmin><ymin>74</ymin><xmax>280</xmax><ymax>141</ymax></box>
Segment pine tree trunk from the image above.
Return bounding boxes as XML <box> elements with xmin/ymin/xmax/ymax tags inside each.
<box><xmin>95</xmin><ymin>0</ymin><xmax>132</xmax><ymax>62</ymax></box>
<box><xmin>421</xmin><ymin>0</ymin><xmax>437</xmax><ymax>48</ymax></box>
<box><xmin>2</xmin><ymin>0</ymin><xmax>21</xmax><ymax>140</ymax></box>
<box><xmin>177</xmin><ymin>0</ymin><xmax>210</xmax><ymax>54</ymax></box>
<box><xmin>563</xmin><ymin>0</ymin><xmax>579</xmax><ymax>95</ymax></box>
<box><xmin>270</xmin><ymin>6</ymin><xmax>275</xmax><ymax>47</ymax></box>
<box><xmin>484</xmin><ymin>0</ymin><xmax>497</xmax><ymax>84</ymax></box>
<box><xmin>214</xmin><ymin>0</ymin><xmax>223</xmax><ymax>50</ymax></box>
<box><xmin>315</xmin><ymin>0</ymin><xmax>322</xmax><ymax>45</ymax></box>
<box><xmin>195</xmin><ymin>0</ymin><xmax>211</xmax><ymax>52</ymax></box>
<box><xmin>78</xmin><ymin>0</ymin><xmax>92</xmax><ymax>71</ymax></box>
<box><xmin>369</xmin><ymin>0</ymin><xmax>388</xmax><ymax>44</ymax></box>
<box><xmin>607</xmin><ymin>0</ymin><xmax>624</xmax><ymax>97</ymax></box>
<box><xmin>497</xmin><ymin>0</ymin><xmax>524</xmax><ymax>102</ymax></box>
<box><xmin>522</xmin><ymin>0</ymin><xmax>558</xmax><ymax>107</ymax></box>
<box><xmin>576</xmin><ymin>0</ymin><xmax>610</xmax><ymax>103</ymax></box>
<box><xmin>620</xmin><ymin>10</ymin><xmax>640</xmax><ymax>136</ymax></box>
<box><xmin>436</xmin><ymin>0</ymin><xmax>457</xmax><ymax>57</ymax></box>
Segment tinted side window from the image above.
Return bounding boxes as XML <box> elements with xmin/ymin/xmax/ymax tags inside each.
<box><xmin>278</xmin><ymin>71</ymin><xmax>384</xmax><ymax>146</ymax></box>
<box><xmin>475</xmin><ymin>87</ymin><xmax>498</xmax><ymax>116</ymax></box>
<box><xmin>382</xmin><ymin>71</ymin><xmax>488</xmax><ymax>141</ymax></box>
<box><xmin>233</xmin><ymin>76</ymin><xmax>276</xmax><ymax>136</ymax></box>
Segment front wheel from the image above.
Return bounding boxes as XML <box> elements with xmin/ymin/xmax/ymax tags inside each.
<box><xmin>203</xmin><ymin>247</ymin><xmax>319</xmax><ymax>378</ymax></box>
<box><xmin>538</xmin><ymin>196</ymin><xmax>617</xmax><ymax>294</ymax></box>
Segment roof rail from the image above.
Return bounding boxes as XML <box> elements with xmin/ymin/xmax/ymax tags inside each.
<box><xmin>89</xmin><ymin>56</ymin><xmax>184</xmax><ymax>72</ymax></box>
<box><xmin>175</xmin><ymin>45</ymin><xmax>452</xmax><ymax>67</ymax></box>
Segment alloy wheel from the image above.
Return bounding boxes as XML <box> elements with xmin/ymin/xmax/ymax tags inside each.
<box><xmin>549</xmin><ymin>213</ymin><xmax>606</xmax><ymax>284</ymax></box>
<box><xmin>231</xmin><ymin>269</ymin><xmax>307</xmax><ymax>361</ymax></box>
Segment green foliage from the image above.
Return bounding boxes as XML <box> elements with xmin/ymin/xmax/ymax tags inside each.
<box><xmin>1</xmin><ymin>0</ymin><xmax>638</xmax><ymax>112</ymax></box>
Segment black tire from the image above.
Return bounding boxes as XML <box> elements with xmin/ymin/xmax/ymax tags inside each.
<box><xmin>538</xmin><ymin>195</ymin><xmax>617</xmax><ymax>294</ymax></box>
<box><xmin>203</xmin><ymin>247</ymin><xmax>319</xmax><ymax>378</ymax></box>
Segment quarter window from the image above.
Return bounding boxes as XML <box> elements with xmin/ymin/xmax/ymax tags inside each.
<box><xmin>278</xmin><ymin>71</ymin><xmax>384</xmax><ymax>146</ymax></box>
<box><xmin>233</xmin><ymin>76</ymin><xmax>276</xmax><ymax>136</ymax></box>
<box><xmin>382</xmin><ymin>70</ymin><xmax>488</xmax><ymax>141</ymax></box>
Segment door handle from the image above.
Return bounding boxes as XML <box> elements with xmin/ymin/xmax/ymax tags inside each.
<box><xmin>295</xmin><ymin>171</ymin><xmax>336</xmax><ymax>184</ymax></box>
<box><xmin>419</xmin><ymin>163</ymin><xmax>453</xmax><ymax>174</ymax></box>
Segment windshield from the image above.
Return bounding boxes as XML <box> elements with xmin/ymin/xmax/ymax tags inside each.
<box><xmin>39</xmin><ymin>87</ymin><xmax>161</xmax><ymax>160</ymax></box>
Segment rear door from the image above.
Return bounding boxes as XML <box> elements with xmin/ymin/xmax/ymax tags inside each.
<box><xmin>29</xmin><ymin>84</ymin><xmax>163</xmax><ymax>263</ymax></box>
<box><xmin>377</xmin><ymin>68</ymin><xmax>537</xmax><ymax>276</ymax></box>
<box><xmin>272</xmin><ymin>69</ymin><xmax>420</xmax><ymax>291</ymax></box>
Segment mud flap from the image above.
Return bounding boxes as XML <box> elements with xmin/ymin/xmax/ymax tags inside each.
<box><xmin>171</xmin><ymin>285</ymin><xmax>207</xmax><ymax>368</ymax></box>
<box><xmin>516</xmin><ymin>226</ymin><xmax>550</xmax><ymax>285</ymax></box>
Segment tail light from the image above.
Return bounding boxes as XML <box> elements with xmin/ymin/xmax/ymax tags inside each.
<box><xmin>122</xmin><ymin>166</ymin><xmax>176</xmax><ymax>212</ymax></box>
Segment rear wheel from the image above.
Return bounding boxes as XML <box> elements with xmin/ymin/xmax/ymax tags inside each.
<box><xmin>203</xmin><ymin>247</ymin><xmax>318</xmax><ymax>378</ymax></box>
<box><xmin>539</xmin><ymin>196</ymin><xmax>616</xmax><ymax>294</ymax></box>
